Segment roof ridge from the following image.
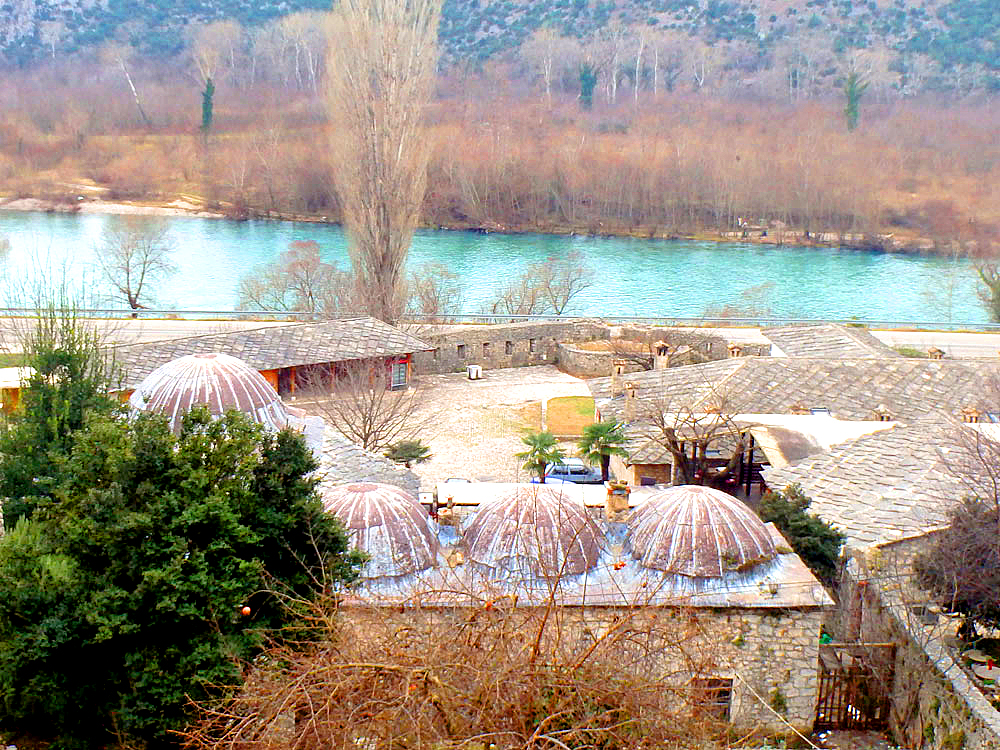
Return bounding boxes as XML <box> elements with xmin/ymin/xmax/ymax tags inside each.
<box><xmin>690</xmin><ymin>357</ymin><xmax>747</xmax><ymax>410</ymax></box>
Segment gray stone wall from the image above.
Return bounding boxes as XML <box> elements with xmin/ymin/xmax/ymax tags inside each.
<box><xmin>840</xmin><ymin>550</ymin><xmax>1000</xmax><ymax>750</ymax></box>
<box><xmin>347</xmin><ymin>603</ymin><xmax>824</xmax><ymax>735</ymax></box>
<box><xmin>411</xmin><ymin>320</ymin><xmax>609</xmax><ymax>375</ymax></box>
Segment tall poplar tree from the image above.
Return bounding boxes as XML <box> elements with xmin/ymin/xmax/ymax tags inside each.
<box><xmin>326</xmin><ymin>0</ymin><xmax>443</xmax><ymax>324</ymax></box>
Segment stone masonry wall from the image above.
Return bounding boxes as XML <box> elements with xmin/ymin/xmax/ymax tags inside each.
<box><xmin>411</xmin><ymin>320</ymin><xmax>609</xmax><ymax>375</ymax></box>
<box><xmin>839</xmin><ymin>550</ymin><xmax>1000</xmax><ymax>750</ymax></box>
<box><xmin>411</xmin><ymin>320</ymin><xmax>768</xmax><ymax>379</ymax></box>
<box><xmin>346</xmin><ymin>604</ymin><xmax>824</xmax><ymax>735</ymax></box>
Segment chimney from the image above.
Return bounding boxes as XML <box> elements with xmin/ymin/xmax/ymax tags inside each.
<box><xmin>624</xmin><ymin>382</ymin><xmax>637</xmax><ymax>421</ymax></box>
<box><xmin>872</xmin><ymin>404</ymin><xmax>893</xmax><ymax>422</ymax></box>
<box><xmin>611</xmin><ymin>358</ymin><xmax>626</xmax><ymax>397</ymax></box>
<box><xmin>605</xmin><ymin>481</ymin><xmax>631</xmax><ymax>523</ymax></box>
<box><xmin>790</xmin><ymin>402</ymin><xmax>810</xmax><ymax>415</ymax></box>
<box><xmin>962</xmin><ymin>406</ymin><xmax>982</xmax><ymax>424</ymax></box>
<box><xmin>653</xmin><ymin>341</ymin><xmax>671</xmax><ymax>370</ymax></box>
<box><xmin>728</xmin><ymin>342</ymin><xmax>743</xmax><ymax>358</ymax></box>
<box><xmin>928</xmin><ymin>346</ymin><xmax>944</xmax><ymax>360</ymax></box>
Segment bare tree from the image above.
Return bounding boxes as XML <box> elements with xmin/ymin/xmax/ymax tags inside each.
<box><xmin>610</xmin><ymin>330</ymin><xmax>719</xmax><ymax>372</ymax></box>
<box><xmin>407</xmin><ymin>262</ymin><xmax>463</xmax><ymax>321</ymax></box>
<box><xmin>326</xmin><ymin>0</ymin><xmax>443</xmax><ymax>324</ymax></box>
<box><xmin>487</xmin><ymin>251</ymin><xmax>594</xmax><ymax>317</ymax></box>
<box><xmin>299</xmin><ymin>360</ymin><xmax>432</xmax><ymax>453</ymax></box>
<box><xmin>94</xmin><ymin>217</ymin><xmax>175</xmax><ymax>313</ymax></box>
<box><xmin>237</xmin><ymin>240</ymin><xmax>353</xmax><ymax>315</ymax></box>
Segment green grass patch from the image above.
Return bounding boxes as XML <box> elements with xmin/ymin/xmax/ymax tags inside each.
<box><xmin>546</xmin><ymin>396</ymin><xmax>595</xmax><ymax>437</ymax></box>
<box><xmin>894</xmin><ymin>346</ymin><xmax>929</xmax><ymax>358</ymax></box>
<box><xmin>0</xmin><ymin>352</ymin><xmax>28</xmax><ymax>367</ymax></box>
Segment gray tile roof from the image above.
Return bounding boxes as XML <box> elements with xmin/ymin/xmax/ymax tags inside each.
<box><xmin>763</xmin><ymin>324</ymin><xmax>902</xmax><ymax>359</ymax></box>
<box><xmin>317</xmin><ymin>429</ymin><xmax>420</xmax><ymax>495</ymax></box>
<box><xmin>590</xmin><ymin>357</ymin><xmax>1000</xmax><ymax>424</ymax></box>
<box><xmin>109</xmin><ymin>317</ymin><xmax>433</xmax><ymax>389</ymax></box>
<box><xmin>762</xmin><ymin>423</ymin><xmax>968</xmax><ymax>550</ymax></box>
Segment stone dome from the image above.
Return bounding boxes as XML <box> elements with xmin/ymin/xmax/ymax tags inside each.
<box><xmin>322</xmin><ymin>482</ymin><xmax>439</xmax><ymax>579</ymax></box>
<box><xmin>463</xmin><ymin>485</ymin><xmax>602</xmax><ymax>579</ymax></box>
<box><xmin>627</xmin><ymin>485</ymin><xmax>776</xmax><ymax>578</ymax></box>
<box><xmin>129</xmin><ymin>353</ymin><xmax>291</xmax><ymax>433</ymax></box>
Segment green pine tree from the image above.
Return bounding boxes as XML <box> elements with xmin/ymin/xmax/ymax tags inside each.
<box><xmin>844</xmin><ymin>71</ymin><xmax>869</xmax><ymax>131</ymax></box>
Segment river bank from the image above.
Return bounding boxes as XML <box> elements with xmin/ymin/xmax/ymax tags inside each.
<box><xmin>0</xmin><ymin>190</ymin><xmax>983</xmax><ymax>257</ymax></box>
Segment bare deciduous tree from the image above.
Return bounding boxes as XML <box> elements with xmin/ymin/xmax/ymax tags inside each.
<box><xmin>487</xmin><ymin>251</ymin><xmax>594</xmax><ymax>317</ymax></box>
<box><xmin>326</xmin><ymin>0</ymin><xmax>442</xmax><ymax>324</ymax></box>
<box><xmin>237</xmin><ymin>240</ymin><xmax>353</xmax><ymax>315</ymax></box>
<box><xmin>407</xmin><ymin>262</ymin><xmax>463</xmax><ymax>321</ymax></box>
<box><xmin>95</xmin><ymin>217</ymin><xmax>175</xmax><ymax>313</ymax></box>
<box><xmin>299</xmin><ymin>360</ymin><xmax>431</xmax><ymax>453</ymax></box>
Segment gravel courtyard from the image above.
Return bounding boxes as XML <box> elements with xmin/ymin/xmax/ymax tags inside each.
<box><xmin>408</xmin><ymin>365</ymin><xmax>593</xmax><ymax>489</ymax></box>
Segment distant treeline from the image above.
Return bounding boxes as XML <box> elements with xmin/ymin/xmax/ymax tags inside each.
<box><xmin>3</xmin><ymin>1</ymin><xmax>1000</xmax><ymax>96</ymax></box>
<box><xmin>1</xmin><ymin>42</ymin><xmax>998</xmax><ymax>252</ymax></box>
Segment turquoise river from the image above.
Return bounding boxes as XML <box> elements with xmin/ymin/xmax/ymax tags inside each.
<box><xmin>0</xmin><ymin>210</ymin><xmax>988</xmax><ymax>324</ymax></box>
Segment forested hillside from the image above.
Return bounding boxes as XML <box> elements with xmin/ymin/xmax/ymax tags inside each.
<box><xmin>2</xmin><ymin>0</ymin><xmax>998</xmax><ymax>94</ymax></box>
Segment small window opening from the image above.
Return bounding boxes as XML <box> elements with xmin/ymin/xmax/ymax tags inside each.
<box><xmin>483</xmin><ymin>342</ymin><xmax>490</xmax><ymax>357</ymax></box>
<box><xmin>810</xmin><ymin>407</ymin><xmax>831</xmax><ymax>416</ymax></box>
<box><xmin>457</xmin><ymin>344</ymin><xmax>467</xmax><ymax>359</ymax></box>
<box><xmin>505</xmin><ymin>341</ymin><xmax>513</xmax><ymax>355</ymax></box>
<box><xmin>690</xmin><ymin>677</ymin><xmax>733</xmax><ymax>721</ymax></box>
<box><xmin>529</xmin><ymin>338</ymin><xmax>538</xmax><ymax>353</ymax></box>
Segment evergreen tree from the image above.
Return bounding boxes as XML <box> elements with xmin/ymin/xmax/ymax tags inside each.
<box><xmin>201</xmin><ymin>76</ymin><xmax>214</xmax><ymax>133</ymax></box>
<box><xmin>579</xmin><ymin>63</ymin><xmax>598</xmax><ymax>109</ymax></box>
<box><xmin>0</xmin><ymin>305</ymin><xmax>119</xmax><ymax>525</ymax></box>
<box><xmin>384</xmin><ymin>439</ymin><xmax>432</xmax><ymax>468</ymax></box>
<box><xmin>757</xmin><ymin>484</ymin><xmax>845</xmax><ymax>587</ymax></box>
<box><xmin>517</xmin><ymin>430</ymin><xmax>565</xmax><ymax>483</ymax></box>
<box><xmin>0</xmin><ymin>408</ymin><xmax>361</xmax><ymax>748</ymax></box>
<box><xmin>577</xmin><ymin>420</ymin><xmax>628</xmax><ymax>482</ymax></box>
<box><xmin>843</xmin><ymin>70</ymin><xmax>869</xmax><ymax>131</ymax></box>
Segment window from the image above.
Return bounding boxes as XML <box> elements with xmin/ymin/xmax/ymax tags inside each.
<box><xmin>529</xmin><ymin>338</ymin><xmax>537</xmax><ymax>353</ymax></box>
<box><xmin>505</xmin><ymin>341</ymin><xmax>513</xmax><ymax>355</ymax></box>
<box><xmin>483</xmin><ymin>342</ymin><xmax>490</xmax><ymax>357</ymax></box>
<box><xmin>391</xmin><ymin>362</ymin><xmax>408</xmax><ymax>390</ymax></box>
<box><xmin>457</xmin><ymin>344</ymin><xmax>467</xmax><ymax>359</ymax></box>
<box><xmin>690</xmin><ymin>677</ymin><xmax>733</xmax><ymax>721</ymax></box>
<box><xmin>810</xmin><ymin>407</ymin><xmax>831</xmax><ymax>416</ymax></box>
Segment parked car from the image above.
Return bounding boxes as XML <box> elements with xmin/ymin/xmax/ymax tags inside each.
<box><xmin>541</xmin><ymin>458</ymin><xmax>604</xmax><ymax>485</ymax></box>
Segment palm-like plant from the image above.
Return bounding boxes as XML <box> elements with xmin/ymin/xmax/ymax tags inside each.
<box><xmin>384</xmin><ymin>439</ymin><xmax>432</xmax><ymax>468</ymax></box>
<box><xmin>516</xmin><ymin>430</ymin><xmax>564</xmax><ymax>484</ymax></box>
<box><xmin>578</xmin><ymin>420</ymin><xmax>628</xmax><ymax>482</ymax></box>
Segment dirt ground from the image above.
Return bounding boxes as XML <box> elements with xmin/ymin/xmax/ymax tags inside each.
<box><xmin>408</xmin><ymin>365</ymin><xmax>593</xmax><ymax>488</ymax></box>
<box><xmin>810</xmin><ymin>730</ymin><xmax>902</xmax><ymax>750</ymax></box>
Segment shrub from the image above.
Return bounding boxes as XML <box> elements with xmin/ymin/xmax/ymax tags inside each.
<box><xmin>757</xmin><ymin>484</ymin><xmax>846</xmax><ymax>587</ymax></box>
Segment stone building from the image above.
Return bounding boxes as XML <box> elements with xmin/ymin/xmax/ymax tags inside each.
<box><xmin>128</xmin><ymin>352</ymin><xmax>419</xmax><ymax>493</ymax></box>
<box><xmin>111</xmin><ymin>316</ymin><xmax>432</xmax><ymax>396</ymax></box>
<box><xmin>322</xmin><ymin>482</ymin><xmax>833</xmax><ymax>733</ymax></box>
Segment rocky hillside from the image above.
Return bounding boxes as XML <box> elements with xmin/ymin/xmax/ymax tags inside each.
<box><xmin>2</xmin><ymin>0</ymin><xmax>997</xmax><ymax>92</ymax></box>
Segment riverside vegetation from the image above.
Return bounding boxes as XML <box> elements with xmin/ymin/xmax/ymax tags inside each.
<box><xmin>0</xmin><ymin>6</ymin><xmax>999</xmax><ymax>254</ymax></box>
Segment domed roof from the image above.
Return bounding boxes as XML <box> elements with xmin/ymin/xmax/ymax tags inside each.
<box><xmin>463</xmin><ymin>486</ymin><xmax>602</xmax><ymax>579</ymax></box>
<box><xmin>628</xmin><ymin>485</ymin><xmax>776</xmax><ymax>578</ymax></box>
<box><xmin>129</xmin><ymin>353</ymin><xmax>290</xmax><ymax>433</ymax></box>
<box><xmin>322</xmin><ymin>482</ymin><xmax>439</xmax><ymax>579</ymax></box>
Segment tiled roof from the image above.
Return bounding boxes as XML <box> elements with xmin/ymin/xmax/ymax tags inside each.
<box><xmin>763</xmin><ymin>324</ymin><xmax>902</xmax><ymax>359</ymax></box>
<box><xmin>317</xmin><ymin>429</ymin><xmax>421</xmax><ymax>496</ymax></box>
<box><xmin>110</xmin><ymin>317</ymin><xmax>433</xmax><ymax>389</ymax></box>
<box><xmin>590</xmin><ymin>358</ymin><xmax>1000</xmax><ymax>424</ymax></box>
<box><xmin>762</xmin><ymin>423</ymin><xmax>968</xmax><ymax>550</ymax></box>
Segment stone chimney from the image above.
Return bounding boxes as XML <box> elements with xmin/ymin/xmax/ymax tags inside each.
<box><xmin>872</xmin><ymin>404</ymin><xmax>893</xmax><ymax>422</ymax></box>
<box><xmin>624</xmin><ymin>382</ymin><xmax>637</xmax><ymax>421</ymax></box>
<box><xmin>790</xmin><ymin>402</ymin><xmax>810</xmax><ymax>415</ymax></box>
<box><xmin>605</xmin><ymin>481</ymin><xmax>631</xmax><ymax>523</ymax></box>
<box><xmin>611</xmin><ymin>358</ymin><xmax>627</xmax><ymax>397</ymax></box>
<box><xmin>962</xmin><ymin>406</ymin><xmax>982</xmax><ymax>424</ymax></box>
<box><xmin>728</xmin><ymin>342</ymin><xmax>743</xmax><ymax>358</ymax></box>
<box><xmin>653</xmin><ymin>341</ymin><xmax>672</xmax><ymax>370</ymax></box>
<box><xmin>928</xmin><ymin>346</ymin><xmax>944</xmax><ymax>360</ymax></box>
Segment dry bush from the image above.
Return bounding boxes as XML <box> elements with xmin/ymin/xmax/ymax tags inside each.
<box><xmin>182</xmin><ymin>591</ymin><xmax>730</xmax><ymax>750</ymax></box>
